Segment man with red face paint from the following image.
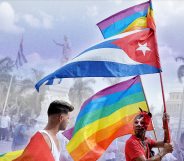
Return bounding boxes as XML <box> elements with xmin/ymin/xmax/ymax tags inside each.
<box><xmin>125</xmin><ymin>108</ymin><xmax>173</xmax><ymax>161</ymax></box>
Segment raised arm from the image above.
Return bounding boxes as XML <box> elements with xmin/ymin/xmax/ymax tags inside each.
<box><xmin>134</xmin><ymin>143</ymin><xmax>173</xmax><ymax>161</ymax></box>
<box><xmin>53</xmin><ymin>40</ymin><xmax>64</xmax><ymax>46</ymax></box>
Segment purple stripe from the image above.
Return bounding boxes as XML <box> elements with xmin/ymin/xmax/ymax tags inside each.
<box><xmin>97</xmin><ymin>1</ymin><xmax>149</xmax><ymax>30</ymax></box>
<box><xmin>80</xmin><ymin>76</ymin><xmax>140</xmax><ymax>110</ymax></box>
<box><xmin>62</xmin><ymin>127</ymin><xmax>74</xmax><ymax>140</ymax></box>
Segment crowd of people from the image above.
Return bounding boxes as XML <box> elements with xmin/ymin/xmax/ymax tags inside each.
<box><xmin>0</xmin><ymin>112</ymin><xmax>38</xmax><ymax>151</ymax></box>
<box><xmin>0</xmin><ymin>100</ymin><xmax>184</xmax><ymax>161</ymax></box>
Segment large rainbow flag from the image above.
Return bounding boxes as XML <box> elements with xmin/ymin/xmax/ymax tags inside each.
<box><xmin>97</xmin><ymin>0</ymin><xmax>155</xmax><ymax>39</ymax></box>
<box><xmin>66</xmin><ymin>76</ymin><xmax>153</xmax><ymax>161</ymax></box>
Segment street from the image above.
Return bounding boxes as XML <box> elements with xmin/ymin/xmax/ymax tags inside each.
<box><xmin>0</xmin><ymin>140</ymin><xmax>12</xmax><ymax>155</ymax></box>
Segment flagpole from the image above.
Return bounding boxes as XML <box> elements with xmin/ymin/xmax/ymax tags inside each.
<box><xmin>159</xmin><ymin>72</ymin><xmax>171</xmax><ymax>143</ymax></box>
<box><xmin>139</xmin><ymin>76</ymin><xmax>160</xmax><ymax>149</ymax></box>
<box><xmin>2</xmin><ymin>74</ymin><xmax>13</xmax><ymax>115</ymax></box>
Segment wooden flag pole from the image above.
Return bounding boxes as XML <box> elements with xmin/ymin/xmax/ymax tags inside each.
<box><xmin>159</xmin><ymin>72</ymin><xmax>171</xmax><ymax>143</ymax></box>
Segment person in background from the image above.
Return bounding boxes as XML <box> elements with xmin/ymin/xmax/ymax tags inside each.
<box><xmin>11</xmin><ymin>115</ymin><xmax>29</xmax><ymax>151</ymax></box>
<box><xmin>0</xmin><ymin>111</ymin><xmax>11</xmax><ymax>141</ymax></box>
<box><xmin>173</xmin><ymin>132</ymin><xmax>184</xmax><ymax>161</ymax></box>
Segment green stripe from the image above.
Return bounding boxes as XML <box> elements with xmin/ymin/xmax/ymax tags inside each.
<box><xmin>0</xmin><ymin>153</ymin><xmax>6</xmax><ymax>157</ymax></box>
<box><xmin>74</xmin><ymin>92</ymin><xmax>145</xmax><ymax>134</ymax></box>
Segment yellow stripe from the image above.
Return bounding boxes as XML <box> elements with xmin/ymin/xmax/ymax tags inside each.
<box><xmin>67</xmin><ymin>101</ymin><xmax>148</xmax><ymax>153</ymax></box>
<box><xmin>0</xmin><ymin>150</ymin><xmax>23</xmax><ymax>161</ymax></box>
<box><xmin>123</xmin><ymin>17</ymin><xmax>147</xmax><ymax>33</ymax></box>
<box><xmin>150</xmin><ymin>9</ymin><xmax>154</xmax><ymax>17</ymax></box>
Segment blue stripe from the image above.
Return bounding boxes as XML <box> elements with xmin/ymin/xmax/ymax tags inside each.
<box><xmin>76</xmin><ymin>39</ymin><xmax>120</xmax><ymax>58</ymax></box>
<box><xmin>102</xmin><ymin>9</ymin><xmax>148</xmax><ymax>38</ymax></box>
<box><xmin>35</xmin><ymin>61</ymin><xmax>161</xmax><ymax>91</ymax></box>
<box><xmin>76</xmin><ymin>82</ymin><xmax>143</xmax><ymax>121</ymax></box>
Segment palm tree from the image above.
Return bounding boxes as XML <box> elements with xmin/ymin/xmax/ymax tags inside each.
<box><xmin>0</xmin><ymin>57</ymin><xmax>14</xmax><ymax>73</ymax></box>
<box><xmin>0</xmin><ymin>57</ymin><xmax>14</xmax><ymax>111</ymax></box>
<box><xmin>7</xmin><ymin>68</ymin><xmax>47</xmax><ymax>118</ymax></box>
<box><xmin>68</xmin><ymin>78</ymin><xmax>95</xmax><ymax>121</ymax></box>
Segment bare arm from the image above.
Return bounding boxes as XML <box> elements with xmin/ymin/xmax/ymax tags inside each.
<box><xmin>134</xmin><ymin>143</ymin><xmax>173</xmax><ymax>161</ymax></box>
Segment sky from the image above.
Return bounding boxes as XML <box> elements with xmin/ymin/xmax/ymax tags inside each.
<box><xmin>0</xmin><ymin>0</ymin><xmax>184</xmax><ymax>114</ymax></box>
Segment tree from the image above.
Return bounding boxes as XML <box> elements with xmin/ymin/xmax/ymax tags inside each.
<box><xmin>68</xmin><ymin>78</ymin><xmax>95</xmax><ymax>124</ymax></box>
<box><xmin>0</xmin><ymin>57</ymin><xmax>14</xmax><ymax>111</ymax></box>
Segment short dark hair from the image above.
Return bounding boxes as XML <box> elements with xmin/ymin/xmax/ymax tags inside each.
<box><xmin>47</xmin><ymin>100</ymin><xmax>74</xmax><ymax>116</ymax></box>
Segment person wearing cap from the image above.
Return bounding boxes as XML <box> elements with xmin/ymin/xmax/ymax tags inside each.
<box><xmin>14</xmin><ymin>100</ymin><xmax>74</xmax><ymax>161</ymax></box>
<box><xmin>125</xmin><ymin>108</ymin><xmax>173</xmax><ymax>161</ymax></box>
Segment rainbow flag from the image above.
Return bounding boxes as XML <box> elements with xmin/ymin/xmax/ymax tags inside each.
<box><xmin>0</xmin><ymin>150</ymin><xmax>23</xmax><ymax>161</ymax></box>
<box><xmin>66</xmin><ymin>76</ymin><xmax>153</xmax><ymax>161</ymax></box>
<box><xmin>97</xmin><ymin>0</ymin><xmax>155</xmax><ymax>38</ymax></box>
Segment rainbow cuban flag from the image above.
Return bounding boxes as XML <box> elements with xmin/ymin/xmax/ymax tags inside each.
<box><xmin>97</xmin><ymin>0</ymin><xmax>154</xmax><ymax>39</ymax></box>
<box><xmin>66</xmin><ymin>76</ymin><xmax>153</xmax><ymax>161</ymax></box>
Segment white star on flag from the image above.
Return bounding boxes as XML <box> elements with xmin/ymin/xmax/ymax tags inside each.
<box><xmin>136</xmin><ymin>42</ymin><xmax>151</xmax><ymax>56</ymax></box>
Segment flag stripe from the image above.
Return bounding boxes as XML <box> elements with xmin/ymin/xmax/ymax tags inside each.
<box><xmin>35</xmin><ymin>61</ymin><xmax>160</xmax><ymax>91</ymax></box>
<box><xmin>67</xmin><ymin>101</ymin><xmax>147</xmax><ymax>152</ymax></box>
<box><xmin>76</xmin><ymin>30</ymin><xmax>140</xmax><ymax>58</ymax></box>
<box><xmin>123</xmin><ymin>17</ymin><xmax>147</xmax><ymax>32</ymax></box>
<box><xmin>70</xmin><ymin>48</ymin><xmax>139</xmax><ymax>65</ymax></box>
<box><xmin>97</xmin><ymin>1</ymin><xmax>149</xmax><ymax>30</ymax></box>
<box><xmin>74</xmin><ymin>92</ymin><xmax>145</xmax><ymax>134</ymax></box>
<box><xmin>79</xmin><ymin>124</ymin><xmax>133</xmax><ymax>161</ymax></box>
<box><xmin>80</xmin><ymin>76</ymin><xmax>140</xmax><ymax>111</ymax></box>
<box><xmin>100</xmin><ymin>10</ymin><xmax>148</xmax><ymax>38</ymax></box>
<box><xmin>76</xmin><ymin>82</ymin><xmax>143</xmax><ymax>121</ymax></box>
<box><xmin>52</xmin><ymin>61</ymin><xmax>160</xmax><ymax>77</ymax></box>
<box><xmin>81</xmin><ymin>120</ymin><xmax>153</xmax><ymax>161</ymax></box>
<box><xmin>70</xmin><ymin>114</ymin><xmax>136</xmax><ymax>161</ymax></box>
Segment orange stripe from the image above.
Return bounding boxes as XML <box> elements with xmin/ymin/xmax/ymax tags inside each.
<box><xmin>70</xmin><ymin>113</ymin><xmax>153</xmax><ymax>161</ymax></box>
<box><xmin>70</xmin><ymin>113</ymin><xmax>137</xmax><ymax>161</ymax></box>
<box><xmin>81</xmin><ymin>122</ymin><xmax>153</xmax><ymax>161</ymax></box>
<box><xmin>80</xmin><ymin>123</ymin><xmax>133</xmax><ymax>161</ymax></box>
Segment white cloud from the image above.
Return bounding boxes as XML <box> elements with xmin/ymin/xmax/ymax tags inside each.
<box><xmin>23</xmin><ymin>11</ymin><xmax>53</xmax><ymax>29</ymax></box>
<box><xmin>0</xmin><ymin>2</ymin><xmax>23</xmax><ymax>33</ymax></box>
<box><xmin>24</xmin><ymin>14</ymin><xmax>40</xmax><ymax>28</ymax></box>
<box><xmin>26</xmin><ymin>52</ymin><xmax>59</xmax><ymax>72</ymax></box>
<box><xmin>86</xmin><ymin>5</ymin><xmax>98</xmax><ymax>17</ymax></box>
<box><xmin>13</xmin><ymin>52</ymin><xmax>60</xmax><ymax>81</ymax></box>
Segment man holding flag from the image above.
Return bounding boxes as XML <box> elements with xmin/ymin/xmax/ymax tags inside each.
<box><xmin>125</xmin><ymin>109</ymin><xmax>173</xmax><ymax>161</ymax></box>
<box><xmin>34</xmin><ymin>0</ymin><xmax>173</xmax><ymax>161</ymax></box>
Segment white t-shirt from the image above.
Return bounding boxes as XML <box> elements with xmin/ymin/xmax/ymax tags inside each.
<box><xmin>0</xmin><ymin>115</ymin><xmax>10</xmax><ymax>128</ymax></box>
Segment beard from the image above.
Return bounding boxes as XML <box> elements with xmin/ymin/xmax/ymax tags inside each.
<box><xmin>59</xmin><ymin>121</ymin><xmax>67</xmax><ymax>130</ymax></box>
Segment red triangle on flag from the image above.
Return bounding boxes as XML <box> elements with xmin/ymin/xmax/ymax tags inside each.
<box><xmin>112</xmin><ymin>29</ymin><xmax>161</xmax><ymax>69</ymax></box>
